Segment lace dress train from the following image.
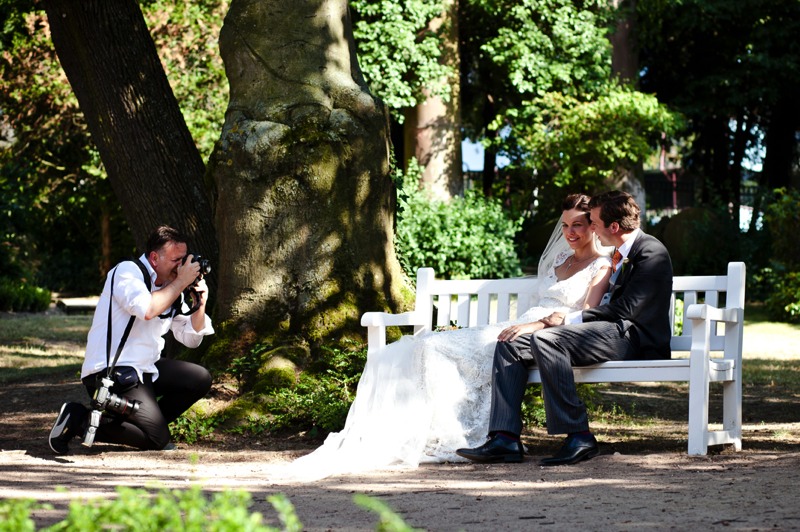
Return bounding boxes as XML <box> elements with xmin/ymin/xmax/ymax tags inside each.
<box><xmin>274</xmin><ymin>254</ymin><xmax>610</xmax><ymax>481</ymax></box>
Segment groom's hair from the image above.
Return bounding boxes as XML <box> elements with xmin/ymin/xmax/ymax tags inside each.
<box><xmin>589</xmin><ymin>191</ymin><xmax>641</xmax><ymax>231</ymax></box>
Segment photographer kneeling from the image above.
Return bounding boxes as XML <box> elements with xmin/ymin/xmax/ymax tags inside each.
<box><xmin>49</xmin><ymin>225</ymin><xmax>214</xmax><ymax>453</ymax></box>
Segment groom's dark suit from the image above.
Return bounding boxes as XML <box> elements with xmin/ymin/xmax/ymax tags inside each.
<box><xmin>489</xmin><ymin>231</ymin><xmax>673</xmax><ymax>436</ymax></box>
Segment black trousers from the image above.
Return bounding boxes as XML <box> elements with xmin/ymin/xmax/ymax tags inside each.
<box><xmin>83</xmin><ymin>358</ymin><xmax>212</xmax><ymax>450</ymax></box>
<box><xmin>489</xmin><ymin>321</ymin><xmax>636</xmax><ymax>436</ymax></box>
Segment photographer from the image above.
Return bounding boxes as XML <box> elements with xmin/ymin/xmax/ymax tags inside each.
<box><xmin>48</xmin><ymin>226</ymin><xmax>214</xmax><ymax>453</ymax></box>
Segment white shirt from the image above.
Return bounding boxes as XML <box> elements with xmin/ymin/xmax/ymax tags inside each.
<box><xmin>81</xmin><ymin>254</ymin><xmax>214</xmax><ymax>381</ymax></box>
<box><xmin>565</xmin><ymin>228</ymin><xmax>641</xmax><ymax>324</ymax></box>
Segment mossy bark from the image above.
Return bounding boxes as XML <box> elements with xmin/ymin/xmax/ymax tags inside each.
<box><xmin>208</xmin><ymin>0</ymin><xmax>407</xmax><ymax>351</ymax></box>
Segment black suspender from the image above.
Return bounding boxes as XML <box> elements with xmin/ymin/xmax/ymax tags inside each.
<box><xmin>104</xmin><ymin>258</ymin><xmax>153</xmax><ymax>378</ymax></box>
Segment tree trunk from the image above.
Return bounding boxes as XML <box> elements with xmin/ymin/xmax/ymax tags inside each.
<box><xmin>762</xmin><ymin>93</ymin><xmax>800</xmax><ymax>190</ymax></box>
<box><xmin>210</xmin><ymin>0</ymin><xmax>406</xmax><ymax>345</ymax></box>
<box><xmin>610</xmin><ymin>0</ymin><xmax>638</xmax><ymax>84</ymax></box>
<box><xmin>43</xmin><ymin>0</ymin><xmax>218</xmax><ymax>267</ymax></box>
<box><xmin>403</xmin><ymin>0</ymin><xmax>462</xmax><ymax>201</ymax></box>
<box><xmin>609</xmin><ymin>0</ymin><xmax>645</xmax><ymax>213</ymax></box>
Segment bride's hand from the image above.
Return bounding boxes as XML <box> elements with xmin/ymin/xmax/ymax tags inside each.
<box><xmin>497</xmin><ymin>321</ymin><xmax>545</xmax><ymax>342</ymax></box>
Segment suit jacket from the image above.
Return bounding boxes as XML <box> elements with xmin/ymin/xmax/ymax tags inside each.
<box><xmin>581</xmin><ymin>232</ymin><xmax>673</xmax><ymax>359</ymax></box>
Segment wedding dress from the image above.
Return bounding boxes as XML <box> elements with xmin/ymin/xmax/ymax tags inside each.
<box><xmin>273</xmin><ymin>251</ymin><xmax>611</xmax><ymax>481</ymax></box>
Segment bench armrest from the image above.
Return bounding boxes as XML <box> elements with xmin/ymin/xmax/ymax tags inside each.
<box><xmin>685</xmin><ymin>303</ymin><xmax>742</xmax><ymax>324</ymax></box>
<box><xmin>360</xmin><ymin>311</ymin><xmax>425</xmax><ymax>328</ymax></box>
<box><xmin>361</xmin><ymin>311</ymin><xmax>427</xmax><ymax>356</ymax></box>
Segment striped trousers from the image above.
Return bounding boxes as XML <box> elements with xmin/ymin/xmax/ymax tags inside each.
<box><xmin>488</xmin><ymin>321</ymin><xmax>636</xmax><ymax>436</ymax></box>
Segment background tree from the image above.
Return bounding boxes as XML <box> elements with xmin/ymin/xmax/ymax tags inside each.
<box><xmin>637</xmin><ymin>0</ymin><xmax>800</xmax><ymax>214</ymax></box>
<box><xmin>42</xmin><ymin>0</ymin><xmax>219</xmax><ymax>270</ymax></box>
<box><xmin>208</xmin><ymin>0</ymin><xmax>406</xmax><ymax>347</ymax></box>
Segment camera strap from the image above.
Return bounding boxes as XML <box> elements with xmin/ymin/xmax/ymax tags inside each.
<box><xmin>104</xmin><ymin>258</ymin><xmax>152</xmax><ymax>378</ymax></box>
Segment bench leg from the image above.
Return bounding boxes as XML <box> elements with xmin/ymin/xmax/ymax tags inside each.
<box><xmin>687</xmin><ymin>371</ymin><xmax>710</xmax><ymax>456</ymax></box>
<box><xmin>722</xmin><ymin>378</ymin><xmax>743</xmax><ymax>451</ymax></box>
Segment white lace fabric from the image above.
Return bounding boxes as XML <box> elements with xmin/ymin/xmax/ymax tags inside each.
<box><xmin>272</xmin><ymin>254</ymin><xmax>610</xmax><ymax>481</ymax></box>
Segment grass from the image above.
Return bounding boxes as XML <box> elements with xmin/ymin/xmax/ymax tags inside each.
<box><xmin>2</xmin><ymin>308</ymin><xmax>799</xmax><ymax>450</ymax></box>
<box><xmin>0</xmin><ymin>313</ymin><xmax>90</xmax><ymax>383</ymax></box>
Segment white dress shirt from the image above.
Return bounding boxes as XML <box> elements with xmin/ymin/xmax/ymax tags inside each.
<box><xmin>565</xmin><ymin>228</ymin><xmax>641</xmax><ymax>324</ymax></box>
<box><xmin>81</xmin><ymin>254</ymin><xmax>214</xmax><ymax>381</ymax></box>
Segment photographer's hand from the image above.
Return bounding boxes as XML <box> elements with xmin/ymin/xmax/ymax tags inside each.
<box><xmin>145</xmin><ymin>254</ymin><xmax>201</xmax><ymax>320</ymax></box>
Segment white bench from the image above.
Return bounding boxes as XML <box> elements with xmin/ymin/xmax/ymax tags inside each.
<box><xmin>361</xmin><ymin>262</ymin><xmax>746</xmax><ymax>456</ymax></box>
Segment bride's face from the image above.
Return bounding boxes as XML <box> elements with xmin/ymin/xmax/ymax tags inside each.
<box><xmin>561</xmin><ymin>208</ymin><xmax>593</xmax><ymax>251</ymax></box>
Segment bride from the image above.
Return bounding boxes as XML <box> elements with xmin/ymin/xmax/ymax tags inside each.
<box><xmin>275</xmin><ymin>193</ymin><xmax>612</xmax><ymax>481</ymax></box>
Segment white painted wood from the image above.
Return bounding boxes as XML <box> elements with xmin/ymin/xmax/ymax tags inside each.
<box><xmin>360</xmin><ymin>262</ymin><xmax>746</xmax><ymax>456</ymax></box>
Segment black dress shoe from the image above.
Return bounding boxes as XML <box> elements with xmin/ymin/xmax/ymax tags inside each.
<box><xmin>540</xmin><ymin>434</ymin><xmax>599</xmax><ymax>466</ymax></box>
<box><xmin>456</xmin><ymin>436</ymin><xmax>524</xmax><ymax>463</ymax></box>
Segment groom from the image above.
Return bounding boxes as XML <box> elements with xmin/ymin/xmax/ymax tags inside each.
<box><xmin>456</xmin><ymin>190</ymin><xmax>673</xmax><ymax>466</ymax></box>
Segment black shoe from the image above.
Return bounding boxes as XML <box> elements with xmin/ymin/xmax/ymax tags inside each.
<box><xmin>456</xmin><ymin>436</ymin><xmax>525</xmax><ymax>463</ymax></box>
<box><xmin>48</xmin><ymin>402</ymin><xmax>88</xmax><ymax>454</ymax></box>
<box><xmin>540</xmin><ymin>434</ymin><xmax>599</xmax><ymax>466</ymax></box>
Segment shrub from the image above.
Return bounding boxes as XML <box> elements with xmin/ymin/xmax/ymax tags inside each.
<box><xmin>0</xmin><ymin>278</ymin><xmax>51</xmax><ymax>312</ymax></box>
<box><xmin>228</xmin><ymin>342</ymin><xmax>367</xmax><ymax>436</ymax></box>
<box><xmin>764</xmin><ymin>269</ymin><xmax>800</xmax><ymax>324</ymax></box>
<box><xmin>760</xmin><ymin>188</ymin><xmax>800</xmax><ymax>322</ymax></box>
<box><xmin>0</xmin><ymin>489</ymin><xmax>414</xmax><ymax>532</ymax></box>
<box><xmin>395</xmin><ymin>162</ymin><xmax>523</xmax><ymax>280</ymax></box>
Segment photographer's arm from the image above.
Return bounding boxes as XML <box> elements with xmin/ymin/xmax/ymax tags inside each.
<box><xmin>189</xmin><ymin>278</ymin><xmax>209</xmax><ymax>332</ymax></box>
<box><xmin>144</xmin><ymin>258</ymin><xmax>200</xmax><ymax>320</ymax></box>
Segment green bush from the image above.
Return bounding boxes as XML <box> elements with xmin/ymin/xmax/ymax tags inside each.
<box><xmin>0</xmin><ymin>277</ymin><xmax>51</xmax><ymax>312</ymax></box>
<box><xmin>764</xmin><ymin>269</ymin><xmax>800</xmax><ymax>324</ymax></box>
<box><xmin>230</xmin><ymin>342</ymin><xmax>367</xmax><ymax>436</ymax></box>
<box><xmin>0</xmin><ymin>488</ymin><xmax>415</xmax><ymax>532</ymax></box>
<box><xmin>760</xmin><ymin>188</ymin><xmax>800</xmax><ymax>322</ymax></box>
<box><xmin>764</xmin><ymin>188</ymin><xmax>800</xmax><ymax>269</ymax></box>
<box><xmin>395</xmin><ymin>162</ymin><xmax>523</xmax><ymax>280</ymax></box>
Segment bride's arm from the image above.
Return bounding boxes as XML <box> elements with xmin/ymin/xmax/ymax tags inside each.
<box><xmin>583</xmin><ymin>266</ymin><xmax>612</xmax><ymax>308</ymax></box>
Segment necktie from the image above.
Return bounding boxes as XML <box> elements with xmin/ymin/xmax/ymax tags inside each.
<box><xmin>612</xmin><ymin>249</ymin><xmax>623</xmax><ymax>271</ymax></box>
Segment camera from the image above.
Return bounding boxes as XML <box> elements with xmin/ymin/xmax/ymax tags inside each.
<box><xmin>183</xmin><ymin>252</ymin><xmax>211</xmax><ymax>280</ymax></box>
<box><xmin>82</xmin><ymin>377</ymin><xmax>141</xmax><ymax>447</ymax></box>
<box><xmin>179</xmin><ymin>252</ymin><xmax>211</xmax><ymax>316</ymax></box>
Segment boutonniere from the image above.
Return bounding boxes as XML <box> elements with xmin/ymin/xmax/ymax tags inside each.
<box><xmin>619</xmin><ymin>258</ymin><xmax>630</xmax><ymax>275</ymax></box>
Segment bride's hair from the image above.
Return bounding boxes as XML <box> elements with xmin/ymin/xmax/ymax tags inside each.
<box><xmin>538</xmin><ymin>193</ymin><xmax>609</xmax><ymax>279</ymax></box>
<box><xmin>561</xmin><ymin>193</ymin><xmax>591</xmax><ymax>219</ymax></box>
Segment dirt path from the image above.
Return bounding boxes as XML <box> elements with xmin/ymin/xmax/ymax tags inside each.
<box><xmin>2</xmin><ymin>323</ymin><xmax>800</xmax><ymax>530</ymax></box>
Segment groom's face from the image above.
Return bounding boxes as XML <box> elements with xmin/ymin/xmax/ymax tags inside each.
<box><xmin>590</xmin><ymin>207</ymin><xmax>616</xmax><ymax>247</ymax></box>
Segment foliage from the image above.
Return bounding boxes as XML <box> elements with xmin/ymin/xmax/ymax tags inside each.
<box><xmin>351</xmin><ymin>0</ymin><xmax>452</xmax><ymax>120</ymax></box>
<box><xmin>0</xmin><ymin>1</ymin><xmax>227</xmax><ymax>292</ymax></box>
<box><xmin>764</xmin><ymin>271</ymin><xmax>800</xmax><ymax>324</ymax></box>
<box><xmin>169</xmin><ymin>404</ymin><xmax>222</xmax><ymax>445</ymax></box>
<box><xmin>521</xmin><ymin>383</ymin><xmax>598</xmax><ymax>428</ymax></box>
<box><xmin>0</xmin><ymin>489</ymin><xmax>416</xmax><ymax>532</ymax></box>
<box><xmin>755</xmin><ymin>188</ymin><xmax>800</xmax><ymax>322</ymax></box>
<box><xmin>395</xmin><ymin>162</ymin><xmax>523</xmax><ymax>279</ymax></box>
<box><xmin>353</xmin><ymin>494</ymin><xmax>423</xmax><ymax>532</ymax></box>
<box><xmin>235</xmin><ymin>342</ymin><xmax>367</xmax><ymax>435</ymax></box>
<box><xmin>513</xmin><ymin>87</ymin><xmax>683</xmax><ymax>190</ymax></box>
<box><xmin>764</xmin><ymin>188</ymin><xmax>800</xmax><ymax>269</ymax></box>
<box><xmin>0</xmin><ymin>277</ymin><xmax>50</xmax><ymax>312</ymax></box>
<box><xmin>42</xmin><ymin>486</ymin><xmax>293</xmax><ymax>531</ymax></box>
<box><xmin>0</xmin><ymin>497</ymin><xmax>37</xmax><ymax>532</ymax></box>
<box><xmin>637</xmin><ymin>0</ymin><xmax>800</xmax><ymax>197</ymax></box>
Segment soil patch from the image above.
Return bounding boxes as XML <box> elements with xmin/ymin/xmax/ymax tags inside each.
<box><xmin>2</xmin><ymin>324</ymin><xmax>799</xmax><ymax>530</ymax></box>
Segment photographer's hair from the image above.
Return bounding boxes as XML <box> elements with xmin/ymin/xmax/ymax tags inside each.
<box><xmin>588</xmin><ymin>190</ymin><xmax>641</xmax><ymax>231</ymax></box>
<box><xmin>562</xmin><ymin>193</ymin><xmax>591</xmax><ymax>220</ymax></box>
<box><xmin>146</xmin><ymin>225</ymin><xmax>189</xmax><ymax>255</ymax></box>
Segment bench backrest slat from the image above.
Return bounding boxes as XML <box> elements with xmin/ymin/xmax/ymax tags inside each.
<box><xmin>413</xmin><ymin>262</ymin><xmax>745</xmax><ymax>353</ymax></box>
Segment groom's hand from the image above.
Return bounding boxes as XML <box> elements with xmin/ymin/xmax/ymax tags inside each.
<box><xmin>539</xmin><ymin>312</ymin><xmax>566</xmax><ymax>328</ymax></box>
